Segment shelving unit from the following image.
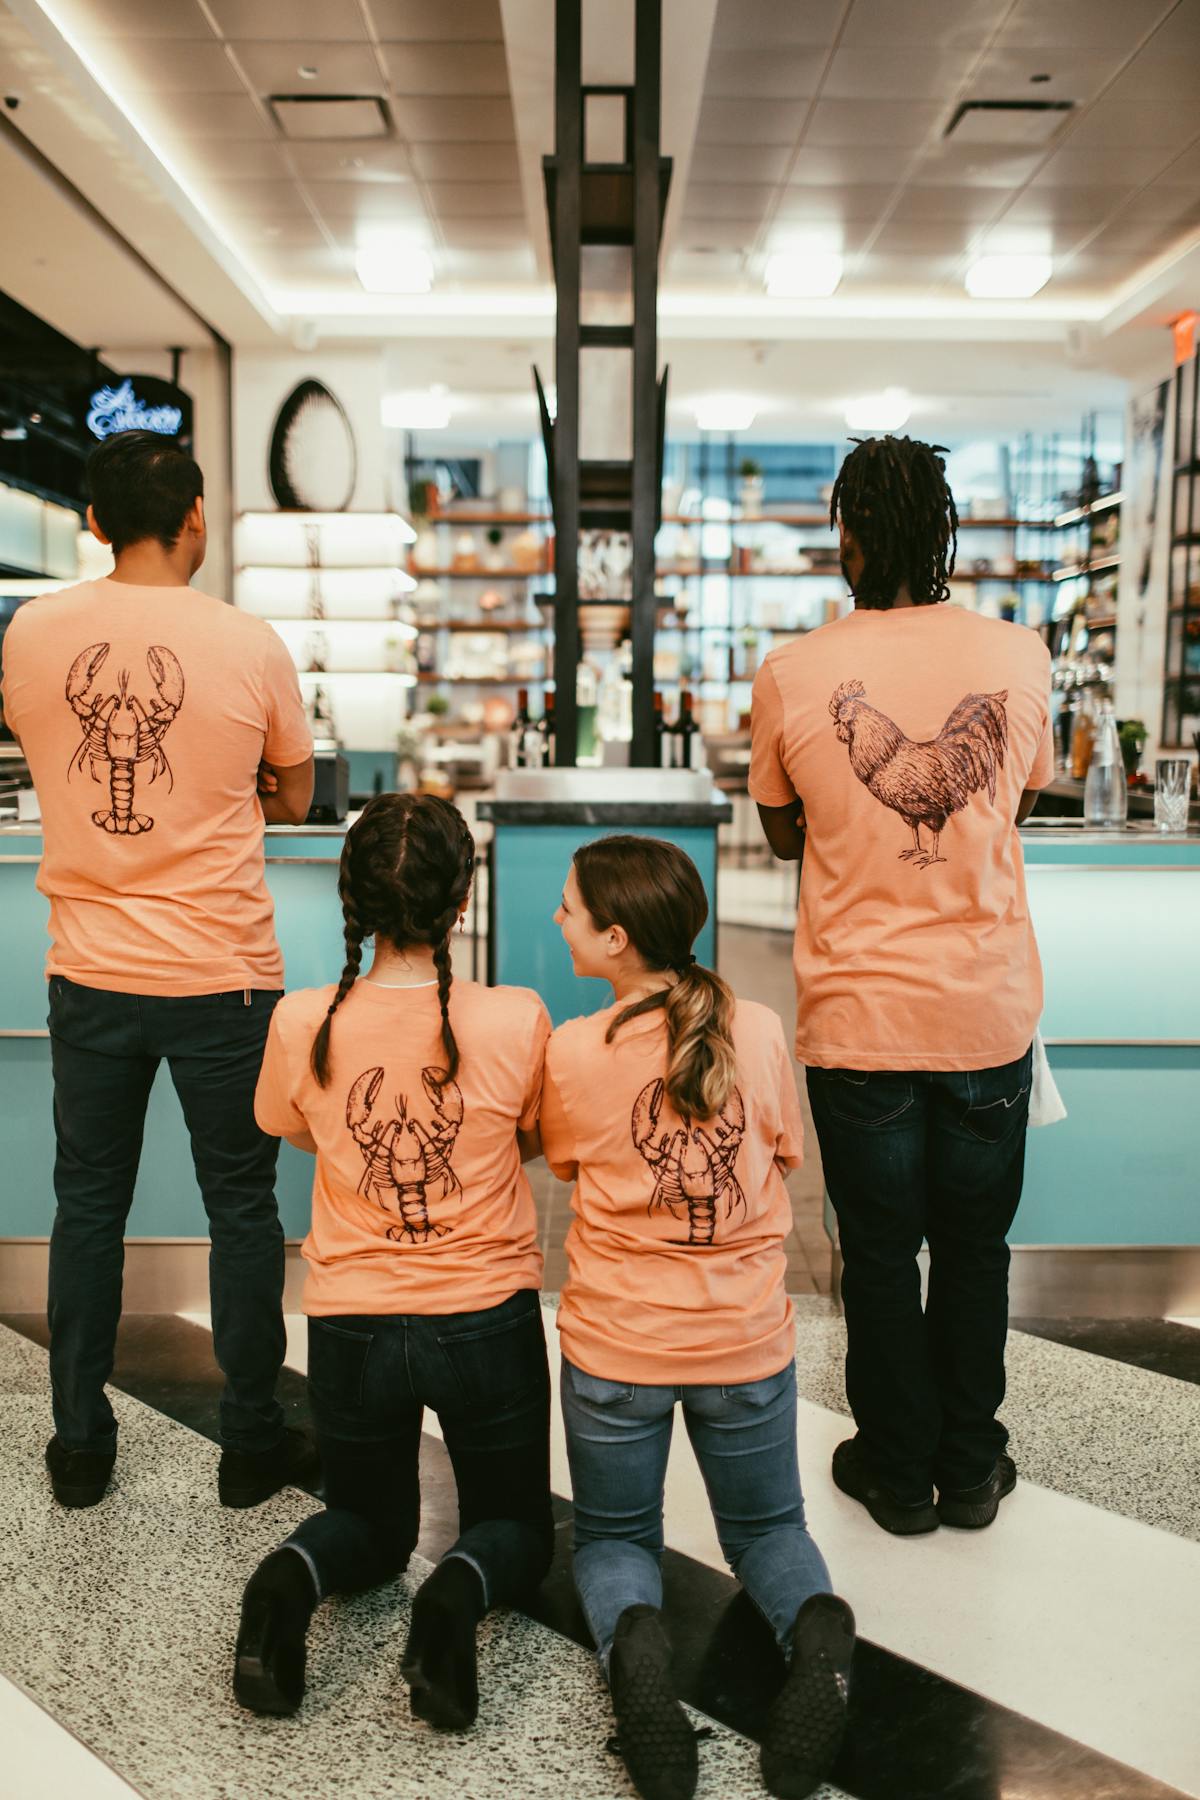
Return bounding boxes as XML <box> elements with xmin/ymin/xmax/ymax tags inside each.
<box><xmin>408</xmin><ymin>509</ymin><xmax>553</xmax><ymax>697</ymax></box>
<box><xmin>1164</xmin><ymin>346</ymin><xmax>1200</xmax><ymax>749</ymax></box>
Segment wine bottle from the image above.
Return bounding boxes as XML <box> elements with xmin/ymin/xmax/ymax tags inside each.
<box><xmin>654</xmin><ymin>691</ymin><xmax>671</xmax><ymax>768</ymax></box>
<box><xmin>539</xmin><ymin>689</ymin><xmax>557</xmax><ymax>767</ymax></box>
<box><xmin>677</xmin><ymin>688</ymin><xmax>699</xmax><ymax>770</ymax></box>
<box><xmin>510</xmin><ymin>687</ymin><xmax>530</xmax><ymax>768</ymax></box>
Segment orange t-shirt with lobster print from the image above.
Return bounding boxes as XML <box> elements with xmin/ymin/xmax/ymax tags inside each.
<box><xmin>254</xmin><ymin>978</ymin><xmax>550</xmax><ymax>1318</ymax></box>
<box><xmin>540</xmin><ymin>999</ymin><xmax>803</xmax><ymax>1386</ymax></box>
<box><xmin>749</xmin><ymin>604</ymin><xmax>1055</xmax><ymax>1073</ymax></box>
<box><xmin>1</xmin><ymin>578</ymin><xmax>312</xmax><ymax>995</ymax></box>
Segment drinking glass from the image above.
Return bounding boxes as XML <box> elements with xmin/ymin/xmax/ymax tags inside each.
<box><xmin>1154</xmin><ymin>758</ymin><xmax>1191</xmax><ymax>833</ymax></box>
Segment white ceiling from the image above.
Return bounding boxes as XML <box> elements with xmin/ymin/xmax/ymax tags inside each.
<box><xmin>0</xmin><ymin>0</ymin><xmax>1195</xmax><ymax>435</ymax></box>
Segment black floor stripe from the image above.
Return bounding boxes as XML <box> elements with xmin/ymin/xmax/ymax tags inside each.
<box><xmin>3</xmin><ymin>1313</ymin><xmax>1188</xmax><ymax>1800</ymax></box>
<box><xmin>1013</xmin><ymin>1317</ymin><xmax>1200</xmax><ymax>1388</ymax></box>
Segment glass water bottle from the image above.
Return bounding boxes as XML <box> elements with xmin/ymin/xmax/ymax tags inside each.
<box><xmin>1084</xmin><ymin>702</ymin><xmax>1128</xmax><ymax>828</ymax></box>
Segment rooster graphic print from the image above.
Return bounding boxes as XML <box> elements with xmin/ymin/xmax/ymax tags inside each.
<box><xmin>829</xmin><ymin>679</ymin><xmax>1008</xmax><ymax>869</ymax></box>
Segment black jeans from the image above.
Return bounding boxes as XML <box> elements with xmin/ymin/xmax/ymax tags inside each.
<box><xmin>283</xmin><ymin>1289</ymin><xmax>554</xmax><ymax>1609</ymax></box>
<box><xmin>46</xmin><ymin>976</ymin><xmax>285</xmax><ymax>1455</ymax></box>
<box><xmin>807</xmin><ymin>1048</ymin><xmax>1033</xmax><ymax>1503</ymax></box>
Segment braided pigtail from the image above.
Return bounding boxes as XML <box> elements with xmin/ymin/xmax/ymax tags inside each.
<box><xmin>311</xmin><ymin>844</ymin><xmax>366</xmax><ymax>1085</ymax></box>
<box><xmin>431</xmin><ymin>917</ymin><xmax>459</xmax><ymax>1080</ymax></box>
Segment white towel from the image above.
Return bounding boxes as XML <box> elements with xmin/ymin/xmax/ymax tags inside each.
<box><xmin>1028</xmin><ymin>1030</ymin><xmax>1067</xmax><ymax>1127</ymax></box>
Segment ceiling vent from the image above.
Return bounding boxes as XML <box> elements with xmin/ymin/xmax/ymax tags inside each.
<box><xmin>270</xmin><ymin>96</ymin><xmax>391</xmax><ymax>141</ymax></box>
<box><xmin>944</xmin><ymin>100</ymin><xmax>1074</xmax><ymax>146</ymax></box>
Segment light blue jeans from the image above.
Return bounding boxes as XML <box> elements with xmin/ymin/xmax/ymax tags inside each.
<box><xmin>561</xmin><ymin>1358</ymin><xmax>832</xmax><ymax>1665</ymax></box>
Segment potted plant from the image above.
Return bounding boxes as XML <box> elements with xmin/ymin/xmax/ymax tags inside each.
<box><xmin>485</xmin><ymin>524</ymin><xmax>505</xmax><ymax>571</ymax></box>
<box><xmin>1118</xmin><ymin>718</ymin><xmax>1148</xmax><ymax>784</ymax></box>
<box><xmin>738</xmin><ymin>457</ymin><xmax>764</xmax><ymax>516</ymax></box>
<box><xmin>425</xmin><ymin>691</ymin><xmax>450</xmax><ymax>719</ymax></box>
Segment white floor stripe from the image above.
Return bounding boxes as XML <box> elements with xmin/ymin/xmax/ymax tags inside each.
<box><xmin>191</xmin><ymin>1308</ymin><xmax>1200</xmax><ymax>1796</ymax></box>
<box><xmin>0</xmin><ymin>1672</ymin><xmax>141</xmax><ymax>1799</ymax></box>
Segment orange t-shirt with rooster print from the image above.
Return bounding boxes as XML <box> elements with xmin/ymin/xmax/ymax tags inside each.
<box><xmin>254</xmin><ymin>978</ymin><xmax>550</xmax><ymax>1317</ymax></box>
<box><xmin>1</xmin><ymin>578</ymin><xmax>311</xmax><ymax>994</ymax></box>
<box><xmin>540</xmin><ymin>999</ymin><xmax>803</xmax><ymax>1385</ymax></box>
<box><xmin>749</xmin><ymin>605</ymin><xmax>1055</xmax><ymax>1073</ymax></box>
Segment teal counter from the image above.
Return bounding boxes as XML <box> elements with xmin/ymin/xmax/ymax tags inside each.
<box><xmin>0</xmin><ymin>825</ymin><xmax>347</xmax><ymax>1244</ymax></box>
<box><xmin>1</xmin><ymin>821</ymin><xmax>1197</xmax><ymax>1308</ymax></box>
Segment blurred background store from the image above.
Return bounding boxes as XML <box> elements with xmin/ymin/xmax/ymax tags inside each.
<box><xmin>0</xmin><ymin>4</ymin><xmax>1199</xmax><ymax>1798</ymax></box>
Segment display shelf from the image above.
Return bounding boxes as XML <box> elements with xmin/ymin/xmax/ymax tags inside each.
<box><xmin>416</xmin><ymin>672</ymin><xmax>547</xmax><ymax>685</ymax></box>
<box><xmin>409</xmin><ymin>565</ymin><xmax>549</xmax><ymax>580</ymax></box>
<box><xmin>297</xmin><ymin>669</ymin><xmax>416</xmax><ymax>681</ymax></box>
<box><xmin>425</xmin><ymin>511</ymin><xmax>552</xmax><ymax>527</ymax></box>
<box><xmin>265</xmin><ymin>617</ymin><xmax>417</xmax><ymax>637</ymax></box>
<box><xmin>415</xmin><ymin>618</ymin><xmax>544</xmax><ymax>632</ymax></box>
<box><xmin>1052</xmin><ymin>554</ymin><xmax>1121</xmax><ymax>582</ymax></box>
<box><xmin>1054</xmin><ymin>492</ymin><xmax>1123</xmax><ymax>528</ymax></box>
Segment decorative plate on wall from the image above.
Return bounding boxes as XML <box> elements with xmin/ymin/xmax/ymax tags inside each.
<box><xmin>268</xmin><ymin>379</ymin><xmax>357</xmax><ymax>512</ymax></box>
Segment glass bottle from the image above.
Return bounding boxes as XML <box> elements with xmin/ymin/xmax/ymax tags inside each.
<box><xmin>1084</xmin><ymin>701</ymin><xmax>1128</xmax><ymax>828</ymax></box>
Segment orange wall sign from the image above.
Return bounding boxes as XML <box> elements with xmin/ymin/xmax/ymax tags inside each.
<box><xmin>1173</xmin><ymin>310</ymin><xmax>1197</xmax><ymax>366</ymax></box>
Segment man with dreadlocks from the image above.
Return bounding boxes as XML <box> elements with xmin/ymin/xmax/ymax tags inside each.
<box><xmin>749</xmin><ymin>434</ymin><xmax>1055</xmax><ymax>1539</ymax></box>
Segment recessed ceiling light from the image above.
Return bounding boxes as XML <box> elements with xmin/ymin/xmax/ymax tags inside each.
<box><xmin>844</xmin><ymin>388</ymin><xmax>911</xmax><ymax>432</ymax></box>
<box><xmin>694</xmin><ymin>397</ymin><xmax>756</xmax><ymax>433</ymax></box>
<box><xmin>1030</xmin><ymin>72</ymin><xmax>1052</xmax><ymax>83</ymax></box>
<box><xmin>764</xmin><ymin>252</ymin><xmax>843</xmax><ymax>298</ymax></box>
<box><xmin>355</xmin><ymin>241</ymin><xmax>434</xmax><ymax>294</ymax></box>
<box><xmin>298</xmin><ymin>64</ymin><xmax>319</xmax><ymax>80</ymax></box>
<box><xmin>380</xmin><ymin>389</ymin><xmax>452</xmax><ymax>430</ymax></box>
<box><xmin>965</xmin><ymin>254</ymin><xmax>1052</xmax><ymax>298</ymax></box>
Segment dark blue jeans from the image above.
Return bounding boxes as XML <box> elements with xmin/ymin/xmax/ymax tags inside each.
<box><xmin>284</xmin><ymin>1289</ymin><xmax>554</xmax><ymax>1609</ymax></box>
<box><xmin>807</xmin><ymin>1048</ymin><xmax>1033</xmax><ymax>1504</ymax></box>
<box><xmin>46</xmin><ymin>976</ymin><xmax>285</xmax><ymax>1455</ymax></box>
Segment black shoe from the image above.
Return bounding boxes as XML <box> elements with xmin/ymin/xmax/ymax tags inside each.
<box><xmin>761</xmin><ymin>1593</ymin><xmax>855</xmax><ymax>1800</ymax></box>
<box><xmin>218</xmin><ymin>1426</ymin><xmax>321</xmax><ymax>1509</ymax></box>
<box><xmin>608</xmin><ymin>1605</ymin><xmax>699</xmax><ymax>1800</ymax></box>
<box><xmin>831</xmin><ymin>1438</ymin><xmax>938</xmax><ymax>1536</ymax></box>
<box><xmin>45</xmin><ymin>1435</ymin><xmax>115</xmax><ymax>1508</ymax></box>
<box><xmin>233</xmin><ymin>1548</ymin><xmax>317</xmax><ymax>1716</ymax></box>
<box><xmin>937</xmin><ymin>1454</ymin><xmax>1017</xmax><ymax>1529</ymax></box>
<box><xmin>401</xmin><ymin>1555</ymin><xmax>486</xmax><ymax>1731</ymax></box>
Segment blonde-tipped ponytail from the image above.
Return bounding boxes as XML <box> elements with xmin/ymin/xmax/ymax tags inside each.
<box><xmin>573</xmin><ymin>834</ymin><xmax>739</xmax><ymax>1123</ymax></box>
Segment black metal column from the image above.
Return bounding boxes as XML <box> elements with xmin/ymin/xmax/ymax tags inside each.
<box><xmin>629</xmin><ymin>0</ymin><xmax>662</xmax><ymax>768</ymax></box>
<box><xmin>551</xmin><ymin>0</ymin><xmax>582</xmax><ymax>766</ymax></box>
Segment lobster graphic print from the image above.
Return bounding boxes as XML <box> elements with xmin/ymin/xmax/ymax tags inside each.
<box><xmin>346</xmin><ymin>1064</ymin><xmax>464</xmax><ymax>1243</ymax></box>
<box><xmin>631</xmin><ymin>1077</ymin><xmax>746</xmax><ymax>1246</ymax></box>
<box><xmin>65</xmin><ymin>642</ymin><xmax>185</xmax><ymax>835</ymax></box>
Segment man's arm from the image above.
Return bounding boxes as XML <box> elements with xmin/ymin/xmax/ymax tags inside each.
<box><xmin>1016</xmin><ymin>789</ymin><xmax>1040</xmax><ymax>825</ymax></box>
<box><xmin>259</xmin><ymin>756</ymin><xmax>314</xmax><ymax>826</ymax></box>
<box><xmin>756</xmin><ymin>800</ymin><xmax>806</xmax><ymax>863</ymax></box>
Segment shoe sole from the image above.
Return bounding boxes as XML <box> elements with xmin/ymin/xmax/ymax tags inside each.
<box><xmin>832</xmin><ymin>1460</ymin><xmax>938</xmax><ymax>1536</ymax></box>
<box><xmin>220</xmin><ymin>1482</ymin><xmax>278</xmax><ymax>1510</ymax></box>
<box><xmin>49</xmin><ymin>1480</ymin><xmax>111</xmax><ymax>1508</ymax></box>
<box><xmin>761</xmin><ymin>1600</ymin><xmax>854</xmax><ymax>1800</ymax></box>
<box><xmin>937</xmin><ymin>1466</ymin><xmax>1017</xmax><ymax>1530</ymax></box>
<box><xmin>611</xmin><ymin>1616</ymin><xmax>699</xmax><ymax>1800</ymax></box>
<box><xmin>233</xmin><ymin>1650</ymin><xmax>300</xmax><ymax>1717</ymax></box>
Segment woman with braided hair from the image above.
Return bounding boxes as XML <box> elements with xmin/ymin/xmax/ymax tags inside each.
<box><xmin>232</xmin><ymin>793</ymin><xmax>554</xmax><ymax>1730</ymax></box>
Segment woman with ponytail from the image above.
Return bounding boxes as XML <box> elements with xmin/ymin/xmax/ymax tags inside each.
<box><xmin>544</xmin><ymin>835</ymin><xmax>853</xmax><ymax>1800</ymax></box>
<box><xmin>233</xmin><ymin>793</ymin><xmax>553</xmax><ymax>1730</ymax></box>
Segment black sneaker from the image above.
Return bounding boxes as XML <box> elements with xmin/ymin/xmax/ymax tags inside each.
<box><xmin>761</xmin><ymin>1593</ymin><xmax>855</xmax><ymax>1800</ymax></box>
<box><xmin>608</xmin><ymin>1604</ymin><xmax>699</xmax><ymax>1800</ymax></box>
<box><xmin>218</xmin><ymin>1426</ymin><xmax>321</xmax><ymax>1509</ymax></box>
<box><xmin>937</xmin><ymin>1454</ymin><xmax>1017</xmax><ymax>1529</ymax></box>
<box><xmin>233</xmin><ymin>1548</ymin><xmax>317</xmax><ymax>1717</ymax></box>
<box><xmin>45</xmin><ymin>1435</ymin><xmax>115</xmax><ymax>1508</ymax></box>
<box><xmin>831</xmin><ymin>1438</ymin><xmax>938</xmax><ymax>1536</ymax></box>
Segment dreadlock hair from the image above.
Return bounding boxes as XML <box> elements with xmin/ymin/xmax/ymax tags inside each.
<box><xmin>310</xmin><ymin>793</ymin><xmax>475</xmax><ymax>1088</ymax></box>
<box><xmin>829</xmin><ymin>434</ymin><xmax>959</xmax><ymax>610</ymax></box>
<box><xmin>572</xmin><ymin>835</ymin><xmax>737</xmax><ymax>1122</ymax></box>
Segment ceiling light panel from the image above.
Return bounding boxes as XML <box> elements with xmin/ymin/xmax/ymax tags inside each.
<box><xmin>271</xmin><ymin>97</ymin><xmax>390</xmax><ymax>140</ymax></box>
<box><xmin>764</xmin><ymin>252</ymin><xmax>843</xmax><ymax>297</ymax></box>
<box><xmin>355</xmin><ymin>243</ymin><xmax>434</xmax><ymax>293</ymax></box>
<box><xmin>965</xmin><ymin>254</ymin><xmax>1053</xmax><ymax>298</ymax></box>
<box><xmin>844</xmin><ymin>388</ymin><xmax>911</xmax><ymax>431</ymax></box>
<box><xmin>695</xmin><ymin>398</ymin><xmax>757</xmax><ymax>432</ymax></box>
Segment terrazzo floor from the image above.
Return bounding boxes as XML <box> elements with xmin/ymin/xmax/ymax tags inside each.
<box><xmin>3</xmin><ymin>1304</ymin><xmax>1198</xmax><ymax>1800</ymax></box>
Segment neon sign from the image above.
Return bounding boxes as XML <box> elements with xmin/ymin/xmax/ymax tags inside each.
<box><xmin>86</xmin><ymin>378</ymin><xmax>185</xmax><ymax>440</ymax></box>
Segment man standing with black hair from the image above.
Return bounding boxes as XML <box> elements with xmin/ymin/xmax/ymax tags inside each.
<box><xmin>750</xmin><ymin>435</ymin><xmax>1054</xmax><ymax>1537</ymax></box>
<box><xmin>2</xmin><ymin>430</ymin><xmax>318</xmax><ymax>1510</ymax></box>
